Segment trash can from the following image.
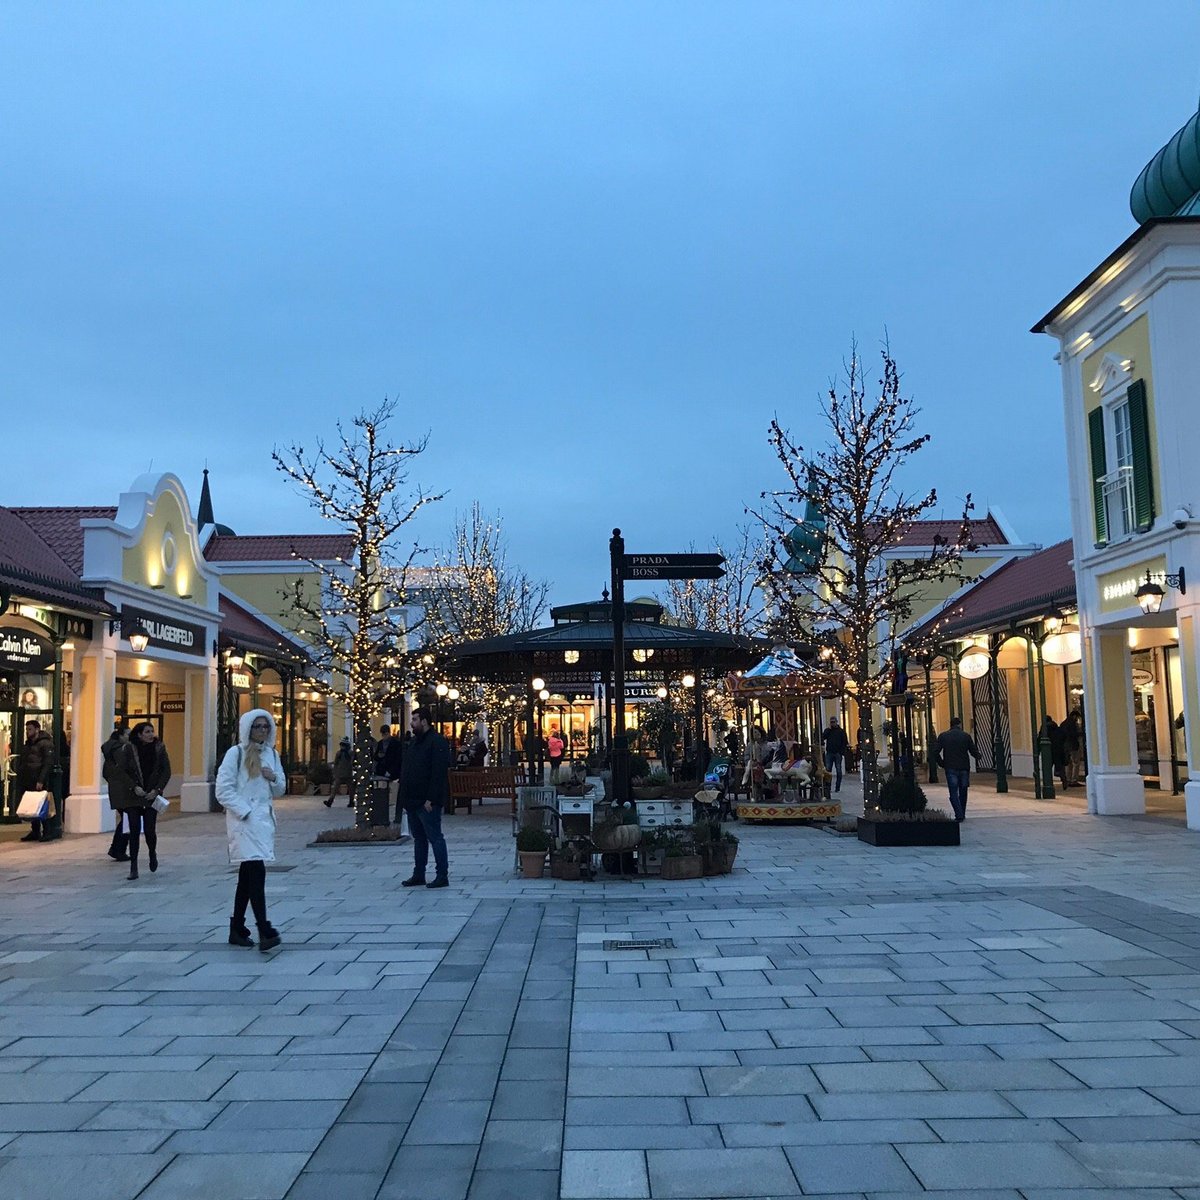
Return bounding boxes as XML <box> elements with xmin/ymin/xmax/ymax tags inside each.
<box><xmin>360</xmin><ymin>775</ymin><xmax>391</xmax><ymax>828</ymax></box>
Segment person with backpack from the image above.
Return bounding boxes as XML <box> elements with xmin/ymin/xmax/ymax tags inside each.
<box><xmin>216</xmin><ymin>709</ymin><xmax>285</xmax><ymax>952</ymax></box>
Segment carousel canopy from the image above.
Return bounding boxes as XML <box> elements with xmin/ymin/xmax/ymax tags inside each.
<box><xmin>729</xmin><ymin>646</ymin><xmax>842</xmax><ymax>697</ymax></box>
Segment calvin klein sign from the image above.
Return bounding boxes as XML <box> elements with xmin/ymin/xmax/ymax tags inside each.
<box><xmin>0</xmin><ymin>625</ymin><xmax>56</xmax><ymax>673</ymax></box>
<box><xmin>120</xmin><ymin>605</ymin><xmax>207</xmax><ymax>658</ymax></box>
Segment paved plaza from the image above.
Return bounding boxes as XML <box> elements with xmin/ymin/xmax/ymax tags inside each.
<box><xmin>3</xmin><ymin>783</ymin><xmax>1200</xmax><ymax>1200</ymax></box>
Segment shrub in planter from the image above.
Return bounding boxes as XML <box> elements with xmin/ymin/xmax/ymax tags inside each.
<box><xmin>313</xmin><ymin>824</ymin><xmax>407</xmax><ymax>844</ymax></box>
<box><xmin>858</xmin><ymin>809</ymin><xmax>959</xmax><ymax>846</ymax></box>
<box><xmin>878</xmin><ymin>774</ymin><xmax>928</xmax><ymax>816</ymax></box>
<box><xmin>516</xmin><ymin>827</ymin><xmax>552</xmax><ymax>878</ymax></box>
<box><xmin>628</xmin><ymin>754</ymin><xmax>651</xmax><ymax>782</ymax></box>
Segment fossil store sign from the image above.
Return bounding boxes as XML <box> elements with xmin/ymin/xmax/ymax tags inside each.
<box><xmin>120</xmin><ymin>605</ymin><xmax>207</xmax><ymax>657</ymax></box>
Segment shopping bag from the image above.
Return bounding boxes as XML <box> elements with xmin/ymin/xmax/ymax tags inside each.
<box><xmin>152</xmin><ymin>795</ymin><xmax>170</xmax><ymax>813</ymax></box>
<box><xmin>17</xmin><ymin>790</ymin><xmax>50</xmax><ymax>820</ymax></box>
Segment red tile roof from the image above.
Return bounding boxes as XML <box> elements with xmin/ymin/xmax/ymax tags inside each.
<box><xmin>219</xmin><ymin>593</ymin><xmax>307</xmax><ymax>660</ymax></box>
<box><xmin>0</xmin><ymin>508</ymin><xmax>115</xmax><ymax>613</ymax></box>
<box><xmin>7</xmin><ymin>507</ymin><xmax>117</xmax><ymax>575</ymax></box>
<box><xmin>878</xmin><ymin>516</ymin><xmax>1008</xmax><ymax>549</ymax></box>
<box><xmin>911</xmin><ymin>539</ymin><xmax>1076</xmax><ymax>640</ymax></box>
<box><xmin>205</xmin><ymin>534</ymin><xmax>355</xmax><ymax>563</ymax></box>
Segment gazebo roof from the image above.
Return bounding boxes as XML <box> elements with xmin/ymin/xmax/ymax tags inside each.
<box><xmin>446</xmin><ymin>604</ymin><xmax>774</xmax><ymax>681</ymax></box>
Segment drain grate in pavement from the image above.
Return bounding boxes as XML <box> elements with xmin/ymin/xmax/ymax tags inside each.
<box><xmin>603</xmin><ymin>938</ymin><xmax>674</xmax><ymax>951</ymax></box>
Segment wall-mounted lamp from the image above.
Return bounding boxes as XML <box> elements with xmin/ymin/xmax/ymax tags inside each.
<box><xmin>109</xmin><ymin>617</ymin><xmax>151</xmax><ymax>653</ymax></box>
<box><xmin>1136</xmin><ymin>568</ymin><xmax>1186</xmax><ymax>616</ymax></box>
<box><xmin>1044</xmin><ymin>606</ymin><xmax>1066</xmax><ymax>636</ymax></box>
<box><xmin>225</xmin><ymin>646</ymin><xmax>245</xmax><ymax>670</ymax></box>
<box><xmin>563</xmin><ymin>649</ymin><xmax>580</xmax><ymax>664</ymax></box>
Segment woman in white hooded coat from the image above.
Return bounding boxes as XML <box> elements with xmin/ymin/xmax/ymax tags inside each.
<box><xmin>216</xmin><ymin>709</ymin><xmax>285</xmax><ymax>951</ymax></box>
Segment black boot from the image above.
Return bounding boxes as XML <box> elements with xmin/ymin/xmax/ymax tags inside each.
<box><xmin>257</xmin><ymin>924</ymin><xmax>281</xmax><ymax>953</ymax></box>
<box><xmin>228</xmin><ymin>919</ymin><xmax>254</xmax><ymax>948</ymax></box>
<box><xmin>148</xmin><ymin>849</ymin><xmax>158</xmax><ymax>873</ymax></box>
<box><xmin>127</xmin><ymin>864</ymin><xmax>139</xmax><ymax>880</ymax></box>
<box><xmin>20</xmin><ymin>830</ymin><xmax>40</xmax><ymax>842</ymax></box>
<box><xmin>108</xmin><ymin>831</ymin><xmax>129</xmax><ymax>862</ymax></box>
<box><xmin>401</xmin><ymin>875</ymin><xmax>426</xmax><ymax>887</ymax></box>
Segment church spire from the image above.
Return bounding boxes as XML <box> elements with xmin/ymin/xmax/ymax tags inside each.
<box><xmin>197</xmin><ymin>467</ymin><xmax>216</xmax><ymax>527</ymax></box>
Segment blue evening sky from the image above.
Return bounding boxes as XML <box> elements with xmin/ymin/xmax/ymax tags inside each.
<box><xmin>3</xmin><ymin>2</ymin><xmax>1197</xmax><ymax>606</ymax></box>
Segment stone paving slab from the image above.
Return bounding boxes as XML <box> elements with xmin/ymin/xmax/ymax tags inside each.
<box><xmin>3</xmin><ymin>787</ymin><xmax>1200</xmax><ymax>1197</ymax></box>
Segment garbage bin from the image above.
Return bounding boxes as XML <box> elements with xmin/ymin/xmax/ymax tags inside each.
<box><xmin>360</xmin><ymin>775</ymin><xmax>391</xmax><ymax>828</ymax></box>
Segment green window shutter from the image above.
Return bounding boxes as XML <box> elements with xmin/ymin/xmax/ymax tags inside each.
<box><xmin>1088</xmin><ymin>406</ymin><xmax>1108</xmax><ymax>546</ymax></box>
<box><xmin>1127</xmin><ymin>379</ymin><xmax>1156</xmax><ymax>532</ymax></box>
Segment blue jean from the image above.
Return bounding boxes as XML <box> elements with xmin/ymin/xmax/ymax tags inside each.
<box><xmin>408</xmin><ymin>804</ymin><xmax>448</xmax><ymax>880</ymax></box>
<box><xmin>945</xmin><ymin>769</ymin><xmax>970</xmax><ymax>821</ymax></box>
<box><xmin>823</xmin><ymin>751</ymin><xmax>842</xmax><ymax>790</ymax></box>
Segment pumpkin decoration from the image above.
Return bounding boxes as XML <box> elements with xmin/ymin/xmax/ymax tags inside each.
<box><xmin>593</xmin><ymin>821</ymin><xmax>641</xmax><ymax>852</ymax></box>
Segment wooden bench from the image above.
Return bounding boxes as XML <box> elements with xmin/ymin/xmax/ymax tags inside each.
<box><xmin>447</xmin><ymin>767</ymin><xmax>521</xmax><ymax>814</ymax></box>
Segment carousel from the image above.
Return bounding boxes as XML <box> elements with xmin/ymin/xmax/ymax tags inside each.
<box><xmin>727</xmin><ymin>646</ymin><xmax>844</xmax><ymax>822</ymax></box>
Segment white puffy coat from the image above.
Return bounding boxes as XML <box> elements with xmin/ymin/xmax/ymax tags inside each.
<box><xmin>216</xmin><ymin>709</ymin><xmax>286</xmax><ymax>864</ymax></box>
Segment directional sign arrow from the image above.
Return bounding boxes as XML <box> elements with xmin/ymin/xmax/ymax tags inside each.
<box><xmin>623</xmin><ymin>553</ymin><xmax>725</xmax><ymax>570</ymax></box>
<box><xmin>624</xmin><ymin>565</ymin><xmax>726</xmax><ymax>581</ymax></box>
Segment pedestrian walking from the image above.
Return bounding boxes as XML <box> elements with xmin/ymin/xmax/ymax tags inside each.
<box><xmin>325</xmin><ymin>736</ymin><xmax>353</xmax><ymax>807</ymax></box>
<box><xmin>399</xmin><ymin>706</ymin><xmax>451</xmax><ymax>889</ymax></box>
<box><xmin>216</xmin><ymin>709</ymin><xmax>285</xmax><ymax>952</ymax></box>
<box><xmin>16</xmin><ymin>719</ymin><xmax>56</xmax><ymax>843</ymax></box>
<box><xmin>547</xmin><ymin>728</ymin><xmax>565</xmax><ymax>782</ymax></box>
<box><xmin>113</xmin><ymin>722</ymin><xmax>171</xmax><ymax>879</ymax></box>
<box><xmin>101</xmin><ymin>724</ymin><xmax>130</xmax><ymax>861</ymax></box>
<box><xmin>372</xmin><ymin>723</ymin><xmax>404</xmax><ymax>824</ymax></box>
<box><xmin>934</xmin><ymin>717</ymin><xmax>980</xmax><ymax>822</ymax></box>
<box><xmin>820</xmin><ymin>716</ymin><xmax>849</xmax><ymax>793</ymax></box>
<box><xmin>1062</xmin><ymin>710</ymin><xmax>1085</xmax><ymax>786</ymax></box>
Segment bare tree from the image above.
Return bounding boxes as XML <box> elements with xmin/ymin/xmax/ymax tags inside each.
<box><xmin>662</xmin><ymin>523</ymin><xmax>767</xmax><ymax>637</ymax></box>
<box><xmin>756</xmin><ymin>343</ymin><xmax>975</xmax><ymax>809</ymax></box>
<box><xmin>273</xmin><ymin>400</ymin><xmax>444</xmax><ymax>796</ymax></box>
<box><xmin>428</xmin><ymin>503</ymin><xmax>549</xmax><ymax>748</ymax></box>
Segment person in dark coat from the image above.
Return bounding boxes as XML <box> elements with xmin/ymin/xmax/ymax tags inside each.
<box><xmin>1061</xmin><ymin>711</ymin><xmax>1084</xmax><ymax>787</ymax></box>
<box><xmin>1043</xmin><ymin>715</ymin><xmax>1067</xmax><ymax>787</ymax></box>
<box><xmin>101</xmin><ymin>724</ymin><xmax>131</xmax><ymax>861</ymax></box>
<box><xmin>820</xmin><ymin>716</ymin><xmax>850</xmax><ymax>793</ymax></box>
<box><xmin>934</xmin><ymin>717</ymin><xmax>980</xmax><ymax>822</ymax></box>
<box><xmin>110</xmin><ymin>722</ymin><xmax>171</xmax><ymax>880</ymax></box>
<box><xmin>399</xmin><ymin>707</ymin><xmax>451</xmax><ymax>888</ymax></box>
<box><xmin>372</xmin><ymin>724</ymin><xmax>404</xmax><ymax>824</ymax></box>
<box><xmin>17</xmin><ymin>719</ymin><xmax>55</xmax><ymax>843</ymax></box>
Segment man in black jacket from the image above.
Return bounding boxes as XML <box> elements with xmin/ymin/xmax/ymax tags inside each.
<box><xmin>17</xmin><ymin>720</ymin><xmax>55</xmax><ymax>843</ymax></box>
<box><xmin>399</xmin><ymin>707</ymin><xmax>451</xmax><ymax>889</ymax></box>
<box><xmin>820</xmin><ymin>716</ymin><xmax>850</xmax><ymax>793</ymax></box>
<box><xmin>934</xmin><ymin>717</ymin><xmax>981</xmax><ymax>822</ymax></box>
<box><xmin>373</xmin><ymin>724</ymin><xmax>404</xmax><ymax>825</ymax></box>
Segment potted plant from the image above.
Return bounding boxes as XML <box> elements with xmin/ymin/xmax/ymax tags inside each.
<box><xmin>633</xmin><ymin>766</ymin><xmax>670</xmax><ymax>800</ymax></box>
<box><xmin>558</xmin><ymin>836</ymin><xmax>592</xmax><ymax>881</ymax></box>
<box><xmin>516</xmin><ymin>827</ymin><xmax>552</xmax><ymax>878</ymax></box>
<box><xmin>719</xmin><ymin>829</ymin><xmax>739</xmax><ymax>873</ymax></box>
<box><xmin>660</xmin><ymin>830</ymin><xmax>703</xmax><ymax>880</ymax></box>
<box><xmin>857</xmin><ymin>776</ymin><xmax>960</xmax><ymax>846</ymax></box>
<box><xmin>637</xmin><ymin>826</ymin><xmax>666</xmax><ymax>875</ymax></box>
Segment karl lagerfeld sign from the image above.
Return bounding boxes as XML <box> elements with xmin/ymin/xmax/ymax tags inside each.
<box><xmin>0</xmin><ymin>625</ymin><xmax>56</xmax><ymax>673</ymax></box>
<box><xmin>120</xmin><ymin>605</ymin><xmax>207</xmax><ymax>657</ymax></box>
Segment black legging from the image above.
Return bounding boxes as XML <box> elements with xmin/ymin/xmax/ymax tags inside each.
<box><xmin>127</xmin><ymin>807</ymin><xmax>158</xmax><ymax>866</ymax></box>
<box><xmin>233</xmin><ymin>860</ymin><xmax>268</xmax><ymax>926</ymax></box>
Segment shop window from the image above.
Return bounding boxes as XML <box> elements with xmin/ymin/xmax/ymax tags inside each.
<box><xmin>1091</xmin><ymin>379</ymin><xmax>1155</xmax><ymax>544</ymax></box>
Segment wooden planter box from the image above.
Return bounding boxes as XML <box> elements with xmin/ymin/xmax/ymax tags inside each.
<box><xmin>661</xmin><ymin>854</ymin><xmax>703</xmax><ymax>880</ymax></box>
<box><xmin>857</xmin><ymin>818</ymin><xmax>960</xmax><ymax>847</ymax></box>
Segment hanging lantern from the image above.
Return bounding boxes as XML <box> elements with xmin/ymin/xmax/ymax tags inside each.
<box><xmin>958</xmin><ymin>644</ymin><xmax>991</xmax><ymax>679</ymax></box>
<box><xmin>1042</xmin><ymin>626</ymin><xmax>1082</xmax><ymax>666</ymax></box>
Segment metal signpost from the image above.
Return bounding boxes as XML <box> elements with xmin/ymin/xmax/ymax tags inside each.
<box><xmin>608</xmin><ymin>530</ymin><xmax>724</xmax><ymax>802</ymax></box>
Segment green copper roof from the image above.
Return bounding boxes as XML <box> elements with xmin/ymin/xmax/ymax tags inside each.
<box><xmin>1131</xmin><ymin>96</ymin><xmax>1200</xmax><ymax>224</ymax></box>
